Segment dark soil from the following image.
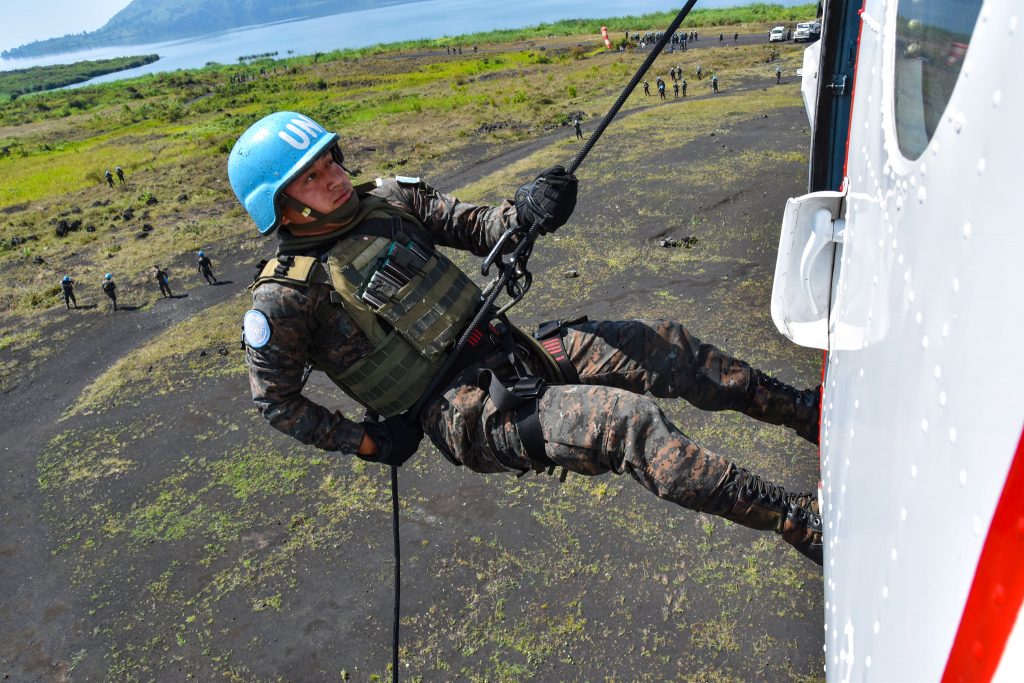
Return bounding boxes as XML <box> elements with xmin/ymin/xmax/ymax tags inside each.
<box><xmin>0</xmin><ymin>95</ymin><xmax>822</xmax><ymax>681</ymax></box>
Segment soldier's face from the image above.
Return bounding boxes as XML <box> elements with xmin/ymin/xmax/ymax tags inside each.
<box><xmin>280</xmin><ymin>149</ymin><xmax>353</xmax><ymax>229</ymax></box>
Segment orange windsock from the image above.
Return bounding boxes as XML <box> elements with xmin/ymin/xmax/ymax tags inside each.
<box><xmin>601</xmin><ymin>25</ymin><xmax>612</xmax><ymax>49</ymax></box>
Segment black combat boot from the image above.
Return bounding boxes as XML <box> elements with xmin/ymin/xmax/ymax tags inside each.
<box><xmin>744</xmin><ymin>370</ymin><xmax>821</xmax><ymax>445</ymax></box>
<box><xmin>720</xmin><ymin>467</ymin><xmax>823</xmax><ymax>565</ymax></box>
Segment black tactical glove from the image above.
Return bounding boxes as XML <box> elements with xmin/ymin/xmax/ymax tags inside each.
<box><xmin>359</xmin><ymin>414</ymin><xmax>424</xmax><ymax>467</ymax></box>
<box><xmin>515</xmin><ymin>165</ymin><xmax>578</xmax><ymax>235</ymax></box>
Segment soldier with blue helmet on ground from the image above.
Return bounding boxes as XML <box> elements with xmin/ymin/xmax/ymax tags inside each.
<box><xmin>197</xmin><ymin>250</ymin><xmax>217</xmax><ymax>284</ymax></box>
<box><xmin>228</xmin><ymin>111</ymin><xmax>824</xmax><ymax>564</ymax></box>
<box><xmin>60</xmin><ymin>275</ymin><xmax>77</xmax><ymax>309</ymax></box>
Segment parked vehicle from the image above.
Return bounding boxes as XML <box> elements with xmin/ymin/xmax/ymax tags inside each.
<box><xmin>769</xmin><ymin>26</ymin><xmax>788</xmax><ymax>42</ymax></box>
<box><xmin>794</xmin><ymin>22</ymin><xmax>813</xmax><ymax>42</ymax></box>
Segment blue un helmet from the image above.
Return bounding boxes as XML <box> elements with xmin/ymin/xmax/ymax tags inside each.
<box><xmin>62</xmin><ymin>275</ymin><xmax>71</xmax><ymax>283</ymax></box>
<box><xmin>104</xmin><ymin>273</ymin><xmax>112</xmax><ymax>280</ymax></box>
<box><xmin>198</xmin><ymin>250</ymin><xmax>204</xmax><ymax>257</ymax></box>
<box><xmin>227</xmin><ymin>111</ymin><xmax>340</xmax><ymax>234</ymax></box>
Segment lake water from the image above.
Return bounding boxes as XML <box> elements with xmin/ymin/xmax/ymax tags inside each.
<box><xmin>0</xmin><ymin>0</ymin><xmax>799</xmax><ymax>87</ymax></box>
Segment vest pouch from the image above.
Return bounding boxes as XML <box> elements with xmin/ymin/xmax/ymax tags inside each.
<box><xmin>328</xmin><ymin>328</ymin><xmax>435</xmax><ymax>417</ymax></box>
<box><xmin>371</xmin><ymin>254</ymin><xmax>481</xmax><ymax>362</ymax></box>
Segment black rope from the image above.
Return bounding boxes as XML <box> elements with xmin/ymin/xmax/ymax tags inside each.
<box><xmin>390</xmin><ymin>464</ymin><xmax>401</xmax><ymax>682</ymax></box>
<box><xmin>392</xmin><ymin>5</ymin><xmax>700</xmax><ymax>679</ymax></box>
<box><xmin>567</xmin><ymin>0</ymin><xmax>699</xmax><ymax>176</ymax></box>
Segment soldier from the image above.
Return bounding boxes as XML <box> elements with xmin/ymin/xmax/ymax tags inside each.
<box><xmin>573</xmin><ymin>119</ymin><xmax>583</xmax><ymax>140</ymax></box>
<box><xmin>226</xmin><ymin>111</ymin><xmax>824</xmax><ymax>565</ymax></box>
<box><xmin>101</xmin><ymin>273</ymin><xmax>117</xmax><ymax>311</ymax></box>
<box><xmin>657</xmin><ymin>76</ymin><xmax>666</xmax><ymax>100</ymax></box>
<box><xmin>681</xmin><ymin>78</ymin><xmax>687</xmax><ymax>97</ymax></box>
<box><xmin>197</xmin><ymin>250</ymin><xmax>217</xmax><ymax>284</ymax></box>
<box><xmin>734</xmin><ymin>32</ymin><xmax>739</xmax><ymax>42</ymax></box>
<box><xmin>776</xmin><ymin>65</ymin><xmax>783</xmax><ymax>84</ymax></box>
<box><xmin>696</xmin><ymin>64</ymin><xmax>703</xmax><ymax>80</ymax></box>
<box><xmin>643</xmin><ymin>80</ymin><xmax>650</xmax><ymax>96</ymax></box>
<box><xmin>712</xmin><ymin>74</ymin><xmax>720</xmax><ymax>93</ymax></box>
<box><xmin>673</xmin><ymin>82</ymin><xmax>679</xmax><ymax>98</ymax></box>
<box><xmin>60</xmin><ymin>275</ymin><xmax>77</xmax><ymax>309</ymax></box>
<box><xmin>104</xmin><ymin>170</ymin><xmax>114</xmax><ymax>188</ymax></box>
<box><xmin>719</xmin><ymin>33</ymin><xmax>724</xmax><ymax>43</ymax></box>
<box><xmin>152</xmin><ymin>264</ymin><xmax>172</xmax><ymax>297</ymax></box>
<box><xmin>115</xmin><ymin>166</ymin><xmax>126</xmax><ymax>185</ymax></box>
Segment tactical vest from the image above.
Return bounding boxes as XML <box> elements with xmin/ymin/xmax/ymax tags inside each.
<box><xmin>253</xmin><ymin>206</ymin><xmax>483</xmax><ymax>417</ymax></box>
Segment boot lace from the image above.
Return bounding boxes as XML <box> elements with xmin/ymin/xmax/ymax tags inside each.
<box><xmin>739</xmin><ymin>468</ymin><xmax>786</xmax><ymax>506</ymax></box>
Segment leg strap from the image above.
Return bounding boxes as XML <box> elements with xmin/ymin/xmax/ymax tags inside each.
<box><xmin>476</xmin><ymin>369</ymin><xmax>553</xmax><ymax>470</ymax></box>
<box><xmin>534</xmin><ymin>316</ymin><xmax>585</xmax><ymax>384</ymax></box>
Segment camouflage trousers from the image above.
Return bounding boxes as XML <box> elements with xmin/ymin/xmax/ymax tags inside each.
<box><xmin>422</xmin><ymin>319</ymin><xmax>807</xmax><ymax>517</ymax></box>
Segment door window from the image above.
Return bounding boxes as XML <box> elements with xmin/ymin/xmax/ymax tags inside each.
<box><xmin>894</xmin><ymin>0</ymin><xmax>983</xmax><ymax>159</ymax></box>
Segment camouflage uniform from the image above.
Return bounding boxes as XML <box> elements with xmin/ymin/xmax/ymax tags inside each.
<box><xmin>247</xmin><ymin>178</ymin><xmax>822</xmax><ymax>563</ymax></box>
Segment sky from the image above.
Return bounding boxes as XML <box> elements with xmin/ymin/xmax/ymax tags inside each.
<box><xmin>0</xmin><ymin>0</ymin><xmax>133</xmax><ymax>52</ymax></box>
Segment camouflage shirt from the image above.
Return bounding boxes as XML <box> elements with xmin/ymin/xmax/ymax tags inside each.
<box><xmin>245</xmin><ymin>178</ymin><xmax>518</xmax><ymax>454</ymax></box>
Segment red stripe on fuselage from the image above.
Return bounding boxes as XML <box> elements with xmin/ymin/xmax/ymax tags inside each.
<box><xmin>941</xmin><ymin>428</ymin><xmax>1024</xmax><ymax>682</ymax></box>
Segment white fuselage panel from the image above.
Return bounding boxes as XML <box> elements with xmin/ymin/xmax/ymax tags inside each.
<box><xmin>822</xmin><ymin>1</ymin><xmax>1024</xmax><ymax>680</ymax></box>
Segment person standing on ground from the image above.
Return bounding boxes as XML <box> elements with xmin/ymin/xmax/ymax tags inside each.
<box><xmin>115</xmin><ymin>166</ymin><xmax>126</xmax><ymax>185</ymax></box>
<box><xmin>657</xmin><ymin>76</ymin><xmax>666</xmax><ymax>100</ymax></box>
<box><xmin>696</xmin><ymin>64</ymin><xmax>703</xmax><ymax>80</ymax></box>
<box><xmin>104</xmin><ymin>170</ymin><xmax>114</xmax><ymax>188</ymax></box>
<box><xmin>60</xmin><ymin>275</ymin><xmax>77</xmax><ymax>309</ymax></box>
<box><xmin>226</xmin><ymin>111</ymin><xmax>825</xmax><ymax>566</ymax></box>
<box><xmin>152</xmin><ymin>265</ymin><xmax>172</xmax><ymax>297</ymax></box>
<box><xmin>643</xmin><ymin>80</ymin><xmax>650</xmax><ymax>96</ymax></box>
<box><xmin>573</xmin><ymin>119</ymin><xmax>583</xmax><ymax>140</ymax></box>
<box><xmin>101</xmin><ymin>273</ymin><xmax>117</xmax><ymax>311</ymax></box>
<box><xmin>197</xmin><ymin>251</ymin><xmax>217</xmax><ymax>284</ymax></box>
<box><xmin>776</xmin><ymin>65</ymin><xmax>782</xmax><ymax>84</ymax></box>
<box><xmin>681</xmin><ymin>78</ymin><xmax>687</xmax><ymax>97</ymax></box>
<box><xmin>673</xmin><ymin>82</ymin><xmax>679</xmax><ymax>98</ymax></box>
<box><xmin>712</xmin><ymin>74</ymin><xmax>720</xmax><ymax>93</ymax></box>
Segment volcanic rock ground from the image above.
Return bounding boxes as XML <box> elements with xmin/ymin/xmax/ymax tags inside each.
<box><xmin>1</xmin><ymin>68</ymin><xmax>823</xmax><ymax>681</ymax></box>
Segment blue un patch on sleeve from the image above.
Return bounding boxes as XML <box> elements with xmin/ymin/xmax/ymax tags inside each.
<box><xmin>243</xmin><ymin>309</ymin><xmax>272</xmax><ymax>348</ymax></box>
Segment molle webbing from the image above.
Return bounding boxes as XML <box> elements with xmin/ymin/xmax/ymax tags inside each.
<box><xmin>320</xmin><ymin>213</ymin><xmax>483</xmax><ymax>417</ymax></box>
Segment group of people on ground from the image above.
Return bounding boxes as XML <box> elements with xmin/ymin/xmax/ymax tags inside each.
<box><xmin>644</xmin><ymin>64</ymin><xmax>718</xmax><ymax>99</ymax></box>
<box><xmin>56</xmin><ymin>251</ymin><xmax>217</xmax><ymax>312</ymax></box>
<box><xmin>103</xmin><ymin>166</ymin><xmax>127</xmax><ymax>188</ymax></box>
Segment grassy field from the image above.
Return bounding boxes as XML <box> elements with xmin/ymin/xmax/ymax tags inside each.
<box><xmin>0</xmin><ymin>54</ymin><xmax>161</xmax><ymax>100</ymax></box>
<box><xmin>1</xmin><ymin>8</ymin><xmax>823</xmax><ymax>681</ymax></box>
<box><xmin>0</xmin><ymin>21</ymin><xmax>808</xmax><ymax>313</ymax></box>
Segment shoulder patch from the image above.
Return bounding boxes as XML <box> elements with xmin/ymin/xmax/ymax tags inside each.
<box><xmin>243</xmin><ymin>309</ymin><xmax>272</xmax><ymax>348</ymax></box>
<box><xmin>395</xmin><ymin>175</ymin><xmax>421</xmax><ymax>185</ymax></box>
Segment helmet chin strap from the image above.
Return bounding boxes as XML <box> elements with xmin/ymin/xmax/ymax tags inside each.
<box><xmin>279</xmin><ymin>190</ymin><xmax>360</xmax><ymax>232</ymax></box>
<box><xmin>279</xmin><ymin>143</ymin><xmax>359</xmax><ymax>232</ymax></box>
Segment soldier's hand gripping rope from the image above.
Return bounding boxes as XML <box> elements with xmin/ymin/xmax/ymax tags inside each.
<box><xmin>412</xmin><ymin>0</ymin><xmax>701</xmax><ymax>424</ymax></box>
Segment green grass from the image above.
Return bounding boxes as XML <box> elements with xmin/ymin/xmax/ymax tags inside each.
<box><xmin>0</xmin><ymin>54</ymin><xmax>160</xmax><ymax>99</ymax></box>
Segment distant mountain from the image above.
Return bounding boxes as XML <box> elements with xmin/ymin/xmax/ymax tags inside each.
<box><xmin>3</xmin><ymin>0</ymin><xmax>424</xmax><ymax>59</ymax></box>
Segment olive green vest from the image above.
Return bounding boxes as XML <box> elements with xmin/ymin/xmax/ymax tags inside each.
<box><xmin>254</xmin><ymin>206</ymin><xmax>482</xmax><ymax>417</ymax></box>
